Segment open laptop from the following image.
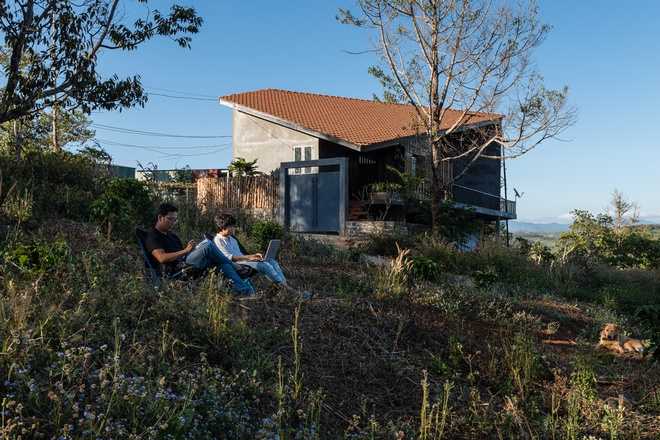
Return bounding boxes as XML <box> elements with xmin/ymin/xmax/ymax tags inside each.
<box><xmin>261</xmin><ymin>239</ymin><xmax>281</xmax><ymax>261</ymax></box>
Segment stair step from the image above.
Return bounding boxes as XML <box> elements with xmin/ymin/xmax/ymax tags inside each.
<box><xmin>348</xmin><ymin>201</ymin><xmax>369</xmax><ymax>220</ymax></box>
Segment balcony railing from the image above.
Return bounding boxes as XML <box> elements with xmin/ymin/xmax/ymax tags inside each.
<box><xmin>413</xmin><ymin>182</ymin><xmax>515</xmax><ymax>215</ymax></box>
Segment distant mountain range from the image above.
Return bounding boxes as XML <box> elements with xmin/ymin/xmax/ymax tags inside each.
<box><xmin>507</xmin><ymin>221</ymin><xmax>570</xmax><ymax>233</ymax></box>
<box><xmin>508</xmin><ymin>220</ymin><xmax>660</xmax><ymax>233</ymax></box>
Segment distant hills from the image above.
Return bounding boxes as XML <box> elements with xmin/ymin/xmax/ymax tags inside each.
<box><xmin>507</xmin><ymin>221</ymin><xmax>570</xmax><ymax>233</ymax></box>
<box><xmin>508</xmin><ymin>220</ymin><xmax>660</xmax><ymax>233</ymax></box>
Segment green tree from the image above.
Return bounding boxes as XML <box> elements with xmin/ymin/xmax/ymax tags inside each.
<box><xmin>0</xmin><ymin>108</ymin><xmax>94</xmax><ymax>158</ymax></box>
<box><xmin>0</xmin><ymin>1</ymin><xmax>202</xmax><ymax>139</ymax></box>
<box><xmin>558</xmin><ymin>209</ymin><xmax>615</xmax><ymax>265</ymax></box>
<box><xmin>228</xmin><ymin>157</ymin><xmax>262</xmax><ymax>176</ymax></box>
<box><xmin>338</xmin><ymin>0</ymin><xmax>578</xmax><ymax>233</ymax></box>
<box><xmin>558</xmin><ymin>208</ymin><xmax>660</xmax><ymax>269</ymax></box>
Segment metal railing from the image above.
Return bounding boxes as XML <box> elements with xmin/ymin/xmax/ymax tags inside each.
<box><xmin>413</xmin><ymin>181</ymin><xmax>515</xmax><ymax>215</ymax></box>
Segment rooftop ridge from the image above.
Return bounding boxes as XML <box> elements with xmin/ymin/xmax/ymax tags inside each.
<box><xmin>226</xmin><ymin>88</ymin><xmax>503</xmax><ymax>118</ymax></box>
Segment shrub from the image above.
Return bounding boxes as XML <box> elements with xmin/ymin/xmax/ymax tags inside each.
<box><xmin>3</xmin><ymin>237</ymin><xmax>72</xmax><ymax>272</ymax></box>
<box><xmin>90</xmin><ymin>177</ymin><xmax>153</xmax><ymax>240</ymax></box>
<box><xmin>360</xmin><ymin>230</ymin><xmax>418</xmax><ymax>257</ymax></box>
<box><xmin>0</xmin><ymin>150</ymin><xmax>99</xmax><ymax>221</ymax></box>
<box><xmin>407</xmin><ymin>255</ymin><xmax>441</xmax><ymax>282</ymax></box>
<box><xmin>251</xmin><ymin>221</ymin><xmax>283</xmax><ymax>249</ymax></box>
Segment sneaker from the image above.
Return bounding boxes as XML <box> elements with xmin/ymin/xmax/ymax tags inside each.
<box><xmin>237</xmin><ymin>291</ymin><xmax>260</xmax><ymax>300</ymax></box>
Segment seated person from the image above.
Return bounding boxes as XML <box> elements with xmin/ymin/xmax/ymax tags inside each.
<box><xmin>213</xmin><ymin>213</ymin><xmax>305</xmax><ymax>295</ymax></box>
<box><xmin>145</xmin><ymin>203</ymin><xmax>254</xmax><ymax>296</ymax></box>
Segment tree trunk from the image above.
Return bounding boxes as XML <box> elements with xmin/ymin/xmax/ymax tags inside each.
<box><xmin>12</xmin><ymin>119</ymin><xmax>23</xmax><ymax>159</ymax></box>
<box><xmin>430</xmin><ymin>140</ymin><xmax>443</xmax><ymax>234</ymax></box>
<box><xmin>52</xmin><ymin>103</ymin><xmax>59</xmax><ymax>152</ymax></box>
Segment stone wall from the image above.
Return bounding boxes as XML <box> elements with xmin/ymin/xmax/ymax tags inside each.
<box><xmin>345</xmin><ymin>221</ymin><xmax>427</xmax><ymax>236</ymax></box>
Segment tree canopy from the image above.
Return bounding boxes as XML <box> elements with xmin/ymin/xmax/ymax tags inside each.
<box><xmin>0</xmin><ymin>0</ymin><xmax>202</xmax><ymax>125</ymax></box>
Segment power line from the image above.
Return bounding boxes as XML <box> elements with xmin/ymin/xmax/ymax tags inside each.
<box><xmin>96</xmin><ymin>138</ymin><xmax>231</xmax><ymax>149</ymax></box>
<box><xmin>143</xmin><ymin>86</ymin><xmax>218</xmax><ymax>99</ymax></box>
<box><xmin>147</xmin><ymin>92</ymin><xmax>217</xmax><ymax>101</ymax></box>
<box><xmin>91</xmin><ymin>123</ymin><xmax>231</xmax><ymax>139</ymax></box>
<box><xmin>97</xmin><ymin>140</ymin><xmax>232</xmax><ymax>157</ymax></box>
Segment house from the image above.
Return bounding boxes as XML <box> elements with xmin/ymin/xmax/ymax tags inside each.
<box><xmin>218</xmin><ymin>89</ymin><xmax>516</xmax><ymax>233</ymax></box>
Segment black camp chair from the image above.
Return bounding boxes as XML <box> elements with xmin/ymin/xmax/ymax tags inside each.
<box><xmin>136</xmin><ymin>228</ymin><xmax>203</xmax><ymax>291</ymax></box>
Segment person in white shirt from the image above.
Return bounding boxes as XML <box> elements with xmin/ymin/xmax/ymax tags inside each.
<box><xmin>213</xmin><ymin>213</ymin><xmax>305</xmax><ymax>295</ymax></box>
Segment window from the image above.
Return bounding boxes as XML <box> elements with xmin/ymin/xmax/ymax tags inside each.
<box><xmin>293</xmin><ymin>146</ymin><xmax>313</xmax><ymax>174</ymax></box>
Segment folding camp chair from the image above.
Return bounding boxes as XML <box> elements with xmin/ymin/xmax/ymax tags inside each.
<box><xmin>136</xmin><ymin>228</ymin><xmax>203</xmax><ymax>291</ymax></box>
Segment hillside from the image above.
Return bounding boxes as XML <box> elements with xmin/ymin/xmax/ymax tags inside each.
<box><xmin>2</xmin><ymin>219</ymin><xmax>659</xmax><ymax>439</ymax></box>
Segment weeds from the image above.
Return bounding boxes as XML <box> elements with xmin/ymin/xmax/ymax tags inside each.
<box><xmin>2</xmin><ymin>156</ymin><xmax>660</xmax><ymax>438</ymax></box>
<box><xmin>373</xmin><ymin>244</ymin><xmax>412</xmax><ymax>299</ymax></box>
<box><xmin>420</xmin><ymin>371</ymin><xmax>453</xmax><ymax>440</ymax></box>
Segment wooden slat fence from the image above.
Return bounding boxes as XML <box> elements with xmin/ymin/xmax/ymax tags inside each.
<box><xmin>197</xmin><ymin>175</ymin><xmax>280</xmax><ymax>219</ymax></box>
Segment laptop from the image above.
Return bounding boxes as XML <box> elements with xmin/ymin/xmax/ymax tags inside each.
<box><xmin>261</xmin><ymin>239</ymin><xmax>281</xmax><ymax>261</ymax></box>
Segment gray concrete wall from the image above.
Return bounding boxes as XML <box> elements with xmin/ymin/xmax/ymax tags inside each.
<box><xmin>233</xmin><ymin>111</ymin><xmax>319</xmax><ymax>174</ymax></box>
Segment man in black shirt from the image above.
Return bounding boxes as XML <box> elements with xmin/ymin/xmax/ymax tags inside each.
<box><xmin>145</xmin><ymin>203</ymin><xmax>254</xmax><ymax>296</ymax></box>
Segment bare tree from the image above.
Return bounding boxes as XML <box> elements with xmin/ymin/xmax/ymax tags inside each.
<box><xmin>607</xmin><ymin>188</ymin><xmax>639</xmax><ymax>232</ymax></box>
<box><xmin>339</xmin><ymin>0</ymin><xmax>578</xmax><ymax>231</ymax></box>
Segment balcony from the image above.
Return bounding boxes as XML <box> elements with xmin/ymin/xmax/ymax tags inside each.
<box><xmin>414</xmin><ymin>182</ymin><xmax>516</xmax><ymax>220</ymax></box>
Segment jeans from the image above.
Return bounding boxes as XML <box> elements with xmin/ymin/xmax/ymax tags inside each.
<box><xmin>184</xmin><ymin>241</ymin><xmax>253</xmax><ymax>295</ymax></box>
<box><xmin>243</xmin><ymin>259</ymin><xmax>286</xmax><ymax>283</ymax></box>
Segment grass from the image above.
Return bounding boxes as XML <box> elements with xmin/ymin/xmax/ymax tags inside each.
<box><xmin>1</xmin><ymin>217</ymin><xmax>660</xmax><ymax>438</ymax></box>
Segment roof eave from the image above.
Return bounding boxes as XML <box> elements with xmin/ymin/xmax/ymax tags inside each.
<box><xmin>219</xmin><ymin>98</ymin><xmax>363</xmax><ymax>152</ymax></box>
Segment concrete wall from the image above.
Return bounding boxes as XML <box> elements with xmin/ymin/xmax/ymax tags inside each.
<box><xmin>233</xmin><ymin>111</ymin><xmax>319</xmax><ymax>174</ymax></box>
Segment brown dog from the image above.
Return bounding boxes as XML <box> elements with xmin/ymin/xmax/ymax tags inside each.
<box><xmin>599</xmin><ymin>323</ymin><xmax>645</xmax><ymax>354</ymax></box>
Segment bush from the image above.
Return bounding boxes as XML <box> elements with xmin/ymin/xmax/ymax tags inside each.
<box><xmin>407</xmin><ymin>255</ymin><xmax>441</xmax><ymax>282</ymax></box>
<box><xmin>0</xmin><ymin>150</ymin><xmax>99</xmax><ymax>221</ymax></box>
<box><xmin>360</xmin><ymin>230</ymin><xmax>418</xmax><ymax>257</ymax></box>
<box><xmin>2</xmin><ymin>237</ymin><xmax>72</xmax><ymax>272</ymax></box>
<box><xmin>90</xmin><ymin>178</ymin><xmax>153</xmax><ymax>240</ymax></box>
<box><xmin>251</xmin><ymin>221</ymin><xmax>283</xmax><ymax>250</ymax></box>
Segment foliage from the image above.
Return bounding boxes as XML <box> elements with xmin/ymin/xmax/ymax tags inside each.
<box><xmin>0</xmin><ymin>1</ymin><xmax>202</xmax><ymax>128</ymax></box>
<box><xmin>3</xmin><ymin>160</ymin><xmax>660</xmax><ymax>438</ymax></box>
<box><xmin>0</xmin><ymin>108</ymin><xmax>95</xmax><ymax>157</ymax></box>
<box><xmin>432</xmin><ymin>200</ymin><xmax>482</xmax><ymax>244</ymax></box>
<box><xmin>559</xmin><ymin>209</ymin><xmax>660</xmax><ymax>269</ymax></box>
<box><xmin>2</xmin><ymin>237</ymin><xmax>72</xmax><ymax>272</ymax></box>
<box><xmin>251</xmin><ymin>220</ymin><xmax>284</xmax><ymax>250</ymax></box>
<box><xmin>77</xmin><ymin>144</ymin><xmax>113</xmax><ymax>166</ymax></box>
<box><xmin>474</xmin><ymin>268</ymin><xmax>500</xmax><ymax>289</ymax></box>
<box><xmin>360</xmin><ymin>229</ymin><xmax>418</xmax><ymax>257</ymax></box>
<box><xmin>634</xmin><ymin>305</ymin><xmax>660</xmax><ymax>359</ymax></box>
<box><xmin>173</xmin><ymin>165</ymin><xmax>193</xmax><ymax>183</ymax></box>
<box><xmin>2</xmin><ymin>209</ymin><xmax>660</xmax><ymax>438</ymax></box>
<box><xmin>228</xmin><ymin>157</ymin><xmax>263</xmax><ymax>176</ymax></box>
<box><xmin>0</xmin><ymin>170</ymin><xmax>32</xmax><ymax>226</ymax></box>
<box><xmin>407</xmin><ymin>255</ymin><xmax>441</xmax><ymax>282</ymax></box>
<box><xmin>516</xmin><ymin>236</ymin><xmax>556</xmax><ymax>265</ymax></box>
<box><xmin>0</xmin><ymin>149</ymin><xmax>99</xmax><ymax>221</ymax></box>
<box><xmin>90</xmin><ymin>177</ymin><xmax>153</xmax><ymax>239</ymax></box>
<box><xmin>368</xmin><ymin>181</ymin><xmax>402</xmax><ymax>193</ymax></box>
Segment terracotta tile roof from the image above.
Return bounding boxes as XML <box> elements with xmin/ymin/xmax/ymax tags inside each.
<box><xmin>219</xmin><ymin>89</ymin><xmax>502</xmax><ymax>148</ymax></box>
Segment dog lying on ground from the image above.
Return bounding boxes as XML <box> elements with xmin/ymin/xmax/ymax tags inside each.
<box><xmin>598</xmin><ymin>323</ymin><xmax>645</xmax><ymax>354</ymax></box>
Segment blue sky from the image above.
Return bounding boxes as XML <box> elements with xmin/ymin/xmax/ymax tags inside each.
<box><xmin>89</xmin><ymin>1</ymin><xmax>660</xmax><ymax>224</ymax></box>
